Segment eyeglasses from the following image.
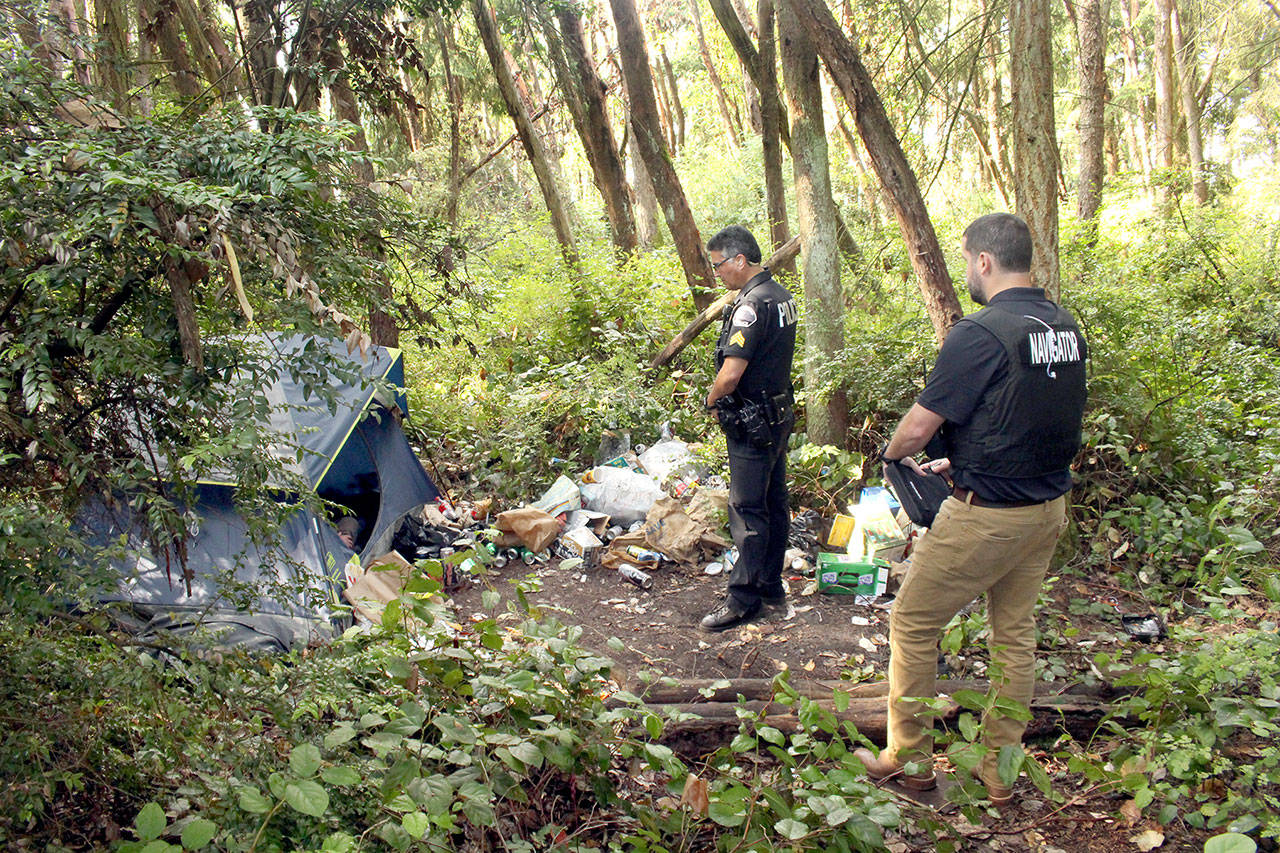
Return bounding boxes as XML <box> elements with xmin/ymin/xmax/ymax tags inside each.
<box><xmin>711</xmin><ymin>254</ymin><xmax>738</xmax><ymax>271</ymax></box>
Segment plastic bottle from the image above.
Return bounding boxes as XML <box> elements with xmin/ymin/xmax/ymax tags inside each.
<box><xmin>618</xmin><ymin>563</ymin><xmax>653</xmax><ymax>590</ymax></box>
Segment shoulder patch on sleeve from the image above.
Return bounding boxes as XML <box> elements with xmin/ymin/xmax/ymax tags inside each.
<box><xmin>729</xmin><ymin>331</ymin><xmax>746</xmax><ymax>348</ymax></box>
<box><xmin>730</xmin><ymin>303</ymin><xmax>758</xmax><ymax>327</ymax></box>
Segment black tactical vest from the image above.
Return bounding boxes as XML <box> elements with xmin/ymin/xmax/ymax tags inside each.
<box><xmin>944</xmin><ymin>302</ymin><xmax>1088</xmax><ymax>478</ymax></box>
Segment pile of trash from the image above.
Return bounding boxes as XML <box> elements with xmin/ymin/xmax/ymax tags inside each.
<box><xmin>342</xmin><ymin>425</ymin><xmax>941</xmax><ymax>624</ymax></box>
<box><xmin>342</xmin><ymin>427</ymin><xmax>737</xmax><ymax>619</ymax></box>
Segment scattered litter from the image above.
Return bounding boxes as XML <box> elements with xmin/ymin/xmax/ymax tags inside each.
<box><xmin>850</xmin><ymin>615</ymin><xmax>871</xmax><ymax>626</ymax></box>
<box><xmin>580</xmin><ymin>467</ymin><xmax>664</xmax><ymax>524</ymax></box>
<box><xmin>704</xmin><ymin>561</ymin><xmax>723</xmax><ymax>576</ymax></box>
<box><xmin>858</xmin><ymin>637</ymin><xmax>878</xmax><ymax>653</ymax></box>
<box><xmin>532</xmin><ymin>475</ymin><xmax>581</xmax><ymax>517</ymax></box>
<box><xmin>618</xmin><ymin>563</ymin><xmax>653</xmax><ymax>590</ymax></box>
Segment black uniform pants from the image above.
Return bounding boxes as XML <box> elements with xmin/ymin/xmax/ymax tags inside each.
<box><xmin>725</xmin><ymin>418</ymin><xmax>792</xmax><ymax>611</ymax></box>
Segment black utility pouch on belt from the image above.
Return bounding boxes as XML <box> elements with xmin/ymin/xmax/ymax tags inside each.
<box><xmin>717</xmin><ymin>393</ymin><xmax>774</xmax><ymax>448</ymax></box>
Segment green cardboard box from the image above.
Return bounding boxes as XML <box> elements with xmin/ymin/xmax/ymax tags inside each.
<box><xmin>817</xmin><ymin>553</ymin><xmax>889</xmax><ymax>603</ymax></box>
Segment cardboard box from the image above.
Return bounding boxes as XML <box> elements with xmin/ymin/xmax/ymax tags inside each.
<box><xmin>555</xmin><ymin>526</ymin><xmax>603</xmax><ymax>568</ymax></box>
<box><xmin>816</xmin><ymin>553</ymin><xmax>889</xmax><ymax>604</ymax></box>
<box><xmin>827</xmin><ymin>513</ymin><xmax>855</xmax><ymax>548</ymax></box>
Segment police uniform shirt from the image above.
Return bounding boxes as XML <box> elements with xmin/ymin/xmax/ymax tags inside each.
<box><xmin>716</xmin><ymin>270</ymin><xmax>798</xmax><ymax>401</ymax></box>
<box><xmin>916</xmin><ymin>287</ymin><xmax>1076</xmax><ymax>503</ymax></box>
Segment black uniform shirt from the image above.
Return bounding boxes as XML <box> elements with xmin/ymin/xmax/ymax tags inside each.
<box><xmin>715</xmin><ymin>270</ymin><xmax>798</xmax><ymax>401</ymax></box>
<box><xmin>916</xmin><ymin>287</ymin><xmax>1075</xmax><ymax>502</ymax></box>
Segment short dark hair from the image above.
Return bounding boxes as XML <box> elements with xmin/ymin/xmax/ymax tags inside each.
<box><xmin>707</xmin><ymin>225</ymin><xmax>762</xmax><ymax>265</ymax></box>
<box><xmin>963</xmin><ymin>213</ymin><xmax>1033</xmax><ymax>273</ymax></box>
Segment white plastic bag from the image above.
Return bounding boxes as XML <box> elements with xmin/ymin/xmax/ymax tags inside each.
<box><xmin>579</xmin><ymin>466</ymin><xmax>663</xmax><ymax>525</ymax></box>
<box><xmin>638</xmin><ymin>438</ymin><xmax>702</xmax><ymax>485</ymax></box>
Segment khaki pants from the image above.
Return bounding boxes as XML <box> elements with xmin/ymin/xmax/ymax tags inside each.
<box><xmin>886</xmin><ymin>494</ymin><xmax>1067</xmax><ymax>779</ymax></box>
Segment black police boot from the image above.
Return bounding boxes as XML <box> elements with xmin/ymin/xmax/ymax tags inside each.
<box><xmin>699</xmin><ymin>599</ymin><xmax>760</xmax><ymax>633</ymax></box>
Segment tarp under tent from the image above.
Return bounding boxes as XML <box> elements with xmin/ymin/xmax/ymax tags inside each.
<box><xmin>83</xmin><ymin>335</ymin><xmax>440</xmax><ymax>652</ymax></box>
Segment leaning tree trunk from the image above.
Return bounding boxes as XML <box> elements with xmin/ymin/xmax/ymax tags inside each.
<box><xmin>758</xmin><ymin>0</ymin><xmax>791</xmax><ymax>270</ymax></box>
<box><xmin>554</xmin><ymin>6</ymin><xmax>638</xmax><ymax>255</ymax></box>
<box><xmin>139</xmin><ymin>0</ymin><xmax>203</xmax><ymax>98</ymax></box>
<box><xmin>690</xmin><ymin>0</ymin><xmax>741</xmax><ymax>148</ymax></box>
<box><xmin>1171</xmin><ymin>0</ymin><xmax>1209</xmax><ymax>204</ymax></box>
<box><xmin>473</xmin><ymin>0</ymin><xmax>580</xmax><ymax>268</ymax></box>
<box><xmin>779</xmin><ymin>0</ymin><xmax>848</xmax><ymax>445</ymax></box>
<box><xmin>609</xmin><ymin>0</ymin><xmax>715</xmax><ymax>310</ymax></box>
<box><xmin>788</xmin><ymin>0</ymin><xmax>961</xmax><ymax>344</ymax></box>
<box><xmin>1009</xmin><ymin>0</ymin><xmax>1061</xmax><ymax>300</ymax></box>
<box><xmin>1072</xmin><ymin>0</ymin><xmax>1107</xmax><ymax>237</ymax></box>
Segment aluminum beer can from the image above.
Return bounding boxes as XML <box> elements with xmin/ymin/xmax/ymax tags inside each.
<box><xmin>618</xmin><ymin>563</ymin><xmax>653</xmax><ymax>590</ymax></box>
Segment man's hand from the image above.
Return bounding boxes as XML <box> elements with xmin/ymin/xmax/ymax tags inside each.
<box><xmin>882</xmin><ymin>456</ymin><xmax>950</xmax><ymax>480</ymax></box>
<box><xmin>922</xmin><ymin>458</ymin><xmax>951</xmax><ymax>476</ymax></box>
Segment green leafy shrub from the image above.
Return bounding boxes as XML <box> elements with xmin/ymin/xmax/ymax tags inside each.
<box><xmin>1080</xmin><ymin>617</ymin><xmax>1280</xmax><ymax>841</ymax></box>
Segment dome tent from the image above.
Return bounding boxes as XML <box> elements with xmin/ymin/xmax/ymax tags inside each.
<box><xmin>83</xmin><ymin>335</ymin><xmax>440</xmax><ymax>652</ymax></box>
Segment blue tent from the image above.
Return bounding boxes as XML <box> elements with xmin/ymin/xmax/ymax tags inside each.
<box><xmin>86</xmin><ymin>335</ymin><xmax>440</xmax><ymax>652</ymax></box>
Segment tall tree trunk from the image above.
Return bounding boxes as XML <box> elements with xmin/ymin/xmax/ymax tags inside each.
<box><xmin>788</xmin><ymin>0</ymin><xmax>961</xmax><ymax>344</ymax></box>
<box><xmin>189</xmin><ymin>0</ymin><xmax>242</xmax><ymax>97</ymax></box>
<box><xmin>93</xmin><ymin>0</ymin><xmax>133</xmax><ymax>110</ymax></box>
<box><xmin>1010</xmin><ymin>0</ymin><xmax>1061</xmax><ymax>299</ymax></box>
<box><xmin>628</xmin><ymin>142</ymin><xmax>660</xmax><ymax>249</ymax></box>
<box><xmin>170</xmin><ymin>0</ymin><xmax>228</xmax><ymax>97</ymax></box>
<box><xmin>434</xmin><ymin>12</ymin><xmax>462</xmax><ymax>274</ymax></box>
<box><xmin>1072</xmin><ymin>0</ymin><xmax>1107</xmax><ymax>234</ymax></box>
<box><xmin>779</xmin><ymin>0</ymin><xmax>847</xmax><ymax>445</ymax></box>
<box><xmin>758</xmin><ymin>0</ymin><xmax>791</xmax><ymax>269</ymax></box>
<box><xmin>1152</xmin><ymin>0</ymin><xmax>1177</xmax><ymax>173</ymax></box>
<box><xmin>1121</xmin><ymin>0</ymin><xmax>1152</xmax><ymax>178</ymax></box>
<box><xmin>690</xmin><ymin>0</ymin><xmax>741</xmax><ymax>148</ymax></box>
<box><xmin>54</xmin><ymin>0</ymin><xmax>93</xmax><ymax>86</ymax></box>
<box><xmin>836</xmin><ymin>113</ymin><xmax>886</xmax><ymax>224</ymax></box>
<box><xmin>651</xmin><ymin>56</ymin><xmax>676</xmax><ymax>151</ymax></box>
<box><xmin>242</xmin><ymin>0</ymin><xmax>284</xmax><ymax>112</ymax></box>
<box><xmin>659</xmin><ymin>47</ymin><xmax>686</xmax><ymax>150</ymax></box>
<box><xmin>743</xmin><ymin>69</ymin><xmax>762</xmax><ymax>133</ymax></box>
<box><xmin>473</xmin><ymin>0</ymin><xmax>579</xmax><ymax>267</ymax></box>
<box><xmin>322</xmin><ymin>37</ymin><xmax>398</xmax><ymax>347</ymax></box>
<box><xmin>609</xmin><ymin>0</ymin><xmax>715</xmax><ymax>309</ymax></box>
<box><xmin>551</xmin><ymin>6</ymin><xmax>638</xmax><ymax>254</ymax></box>
<box><xmin>1106</xmin><ymin>111</ymin><xmax>1123</xmax><ymax>175</ymax></box>
<box><xmin>983</xmin><ymin>0</ymin><xmax>1014</xmax><ymax>191</ymax></box>
<box><xmin>139</xmin><ymin>0</ymin><xmax>203</xmax><ymax>98</ymax></box>
<box><xmin>1171</xmin><ymin>1</ymin><xmax>1209</xmax><ymax>204</ymax></box>
<box><xmin>707</xmin><ymin>0</ymin><xmax>789</xmax><ymax>146</ymax></box>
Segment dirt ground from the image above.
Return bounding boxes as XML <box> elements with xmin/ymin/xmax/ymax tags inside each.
<box><xmin>449</xmin><ymin>555</ymin><xmax>1232</xmax><ymax>853</ymax></box>
<box><xmin>450</xmin><ymin>552</ymin><xmax>892</xmax><ymax>685</ymax></box>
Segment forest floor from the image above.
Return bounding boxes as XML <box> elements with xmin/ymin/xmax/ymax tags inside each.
<box><xmin>450</xmin><ymin>555</ymin><xmax>1233</xmax><ymax>853</ymax></box>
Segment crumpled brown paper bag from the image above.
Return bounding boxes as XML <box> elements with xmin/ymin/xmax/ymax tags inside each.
<box><xmin>642</xmin><ymin>496</ymin><xmax>731</xmax><ymax>565</ymax></box>
<box><xmin>495</xmin><ymin>506</ymin><xmax>561</xmax><ymax>552</ymax></box>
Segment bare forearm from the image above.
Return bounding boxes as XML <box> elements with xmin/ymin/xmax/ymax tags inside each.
<box><xmin>883</xmin><ymin>403</ymin><xmax>945</xmax><ymax>460</ymax></box>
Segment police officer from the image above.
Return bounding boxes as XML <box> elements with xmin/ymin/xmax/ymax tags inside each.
<box><xmin>854</xmin><ymin>213</ymin><xmax>1087</xmax><ymax>806</ymax></box>
<box><xmin>700</xmin><ymin>226</ymin><xmax>798</xmax><ymax>633</ymax></box>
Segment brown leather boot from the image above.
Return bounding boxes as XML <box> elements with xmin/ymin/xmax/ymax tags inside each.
<box><xmin>853</xmin><ymin>748</ymin><xmax>937</xmax><ymax>791</ymax></box>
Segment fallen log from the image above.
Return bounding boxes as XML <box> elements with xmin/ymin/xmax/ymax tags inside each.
<box><xmin>629</xmin><ymin>676</ymin><xmax>1111</xmax><ymax>706</ymax></box>
<box><xmin>628</xmin><ymin>677</ymin><xmax>1120</xmax><ymax>756</ymax></box>
<box><xmin>649</xmin><ymin>235</ymin><xmax>802</xmax><ymax>369</ymax></box>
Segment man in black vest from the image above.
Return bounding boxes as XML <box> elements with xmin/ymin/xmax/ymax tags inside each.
<box><xmin>855</xmin><ymin>213</ymin><xmax>1087</xmax><ymax>806</ymax></box>
<box><xmin>700</xmin><ymin>225</ymin><xmax>798</xmax><ymax>633</ymax></box>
